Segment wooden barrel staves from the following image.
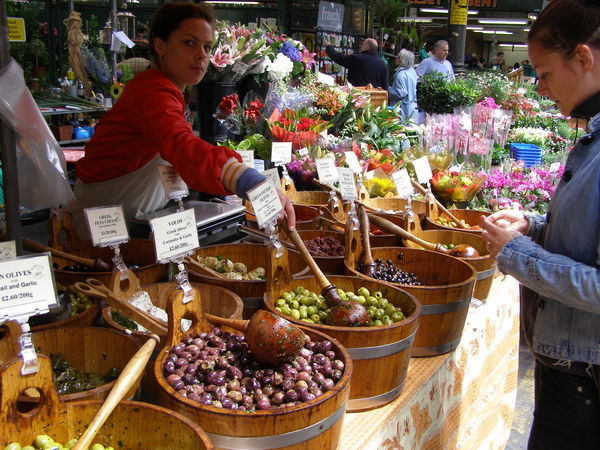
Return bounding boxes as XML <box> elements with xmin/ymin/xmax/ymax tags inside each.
<box><xmin>153</xmin><ymin>286</ymin><xmax>352</xmax><ymax>449</ymax></box>
<box><xmin>345</xmin><ymin>227</ymin><xmax>476</xmax><ymax>357</ymax></box>
<box><xmin>404</xmin><ymin>229</ymin><xmax>496</xmax><ymax>302</ymax></box>
<box><xmin>263</xmin><ymin>245</ymin><xmax>421</xmax><ymax>412</ymax></box>
<box><xmin>0</xmin><ymin>356</ymin><xmax>213</xmax><ymax>449</ymax></box>
<box><xmin>424</xmin><ymin>200</ymin><xmax>491</xmax><ymax>235</ymax></box>
<box><xmin>186</xmin><ymin>243</ymin><xmax>308</xmax><ymax>319</ymax></box>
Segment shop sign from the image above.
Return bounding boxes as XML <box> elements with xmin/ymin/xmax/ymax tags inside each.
<box><xmin>337</xmin><ymin>167</ymin><xmax>358</xmax><ymax>201</ymax></box>
<box><xmin>317</xmin><ymin>2</ymin><xmax>344</xmax><ymax>33</ymax></box>
<box><xmin>84</xmin><ymin>205</ymin><xmax>129</xmax><ymax>247</ymax></box>
<box><xmin>406</xmin><ymin>0</ymin><xmax>543</xmax><ymax>12</ymax></box>
<box><xmin>450</xmin><ymin>0</ymin><xmax>468</xmax><ymax>26</ymax></box>
<box><xmin>7</xmin><ymin>18</ymin><xmax>26</xmax><ymax>42</ymax></box>
<box><xmin>392</xmin><ymin>169</ymin><xmax>413</xmax><ymax>198</ymax></box>
<box><xmin>150</xmin><ymin>209</ymin><xmax>199</xmax><ymax>262</ymax></box>
<box><xmin>247</xmin><ymin>179</ymin><xmax>283</xmax><ymax>228</ymax></box>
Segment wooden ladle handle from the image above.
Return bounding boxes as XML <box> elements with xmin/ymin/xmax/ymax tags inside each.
<box><xmin>358</xmin><ymin>205</ymin><xmax>375</xmax><ymax>266</ymax></box>
<box><xmin>283</xmin><ymin>226</ymin><xmax>331</xmax><ymax>290</ymax></box>
<box><xmin>367</xmin><ymin>213</ymin><xmax>442</xmax><ymax>252</ymax></box>
<box><xmin>204</xmin><ymin>313</ymin><xmax>248</xmax><ymax>334</ymax></box>
<box><xmin>410</xmin><ymin>179</ymin><xmax>468</xmax><ymax>229</ymax></box>
<box><xmin>71</xmin><ymin>338</ymin><xmax>156</xmax><ymax>450</ymax></box>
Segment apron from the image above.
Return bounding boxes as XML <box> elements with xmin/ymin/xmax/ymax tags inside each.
<box><xmin>67</xmin><ymin>154</ymin><xmax>170</xmax><ymax>238</ymax></box>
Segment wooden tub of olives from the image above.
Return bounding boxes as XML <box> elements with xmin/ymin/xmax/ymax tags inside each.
<box><xmin>344</xmin><ymin>224</ymin><xmax>477</xmax><ymax>357</ymax></box>
<box><xmin>263</xmin><ymin>246</ymin><xmax>422</xmax><ymax>412</ymax></box>
<box><xmin>154</xmin><ymin>284</ymin><xmax>352</xmax><ymax>449</ymax></box>
<box><xmin>423</xmin><ymin>198</ymin><xmax>491</xmax><ymax>234</ymax></box>
<box><xmin>186</xmin><ymin>243</ymin><xmax>308</xmax><ymax>319</ymax></box>
<box><xmin>0</xmin><ymin>355</ymin><xmax>213</xmax><ymax>449</ymax></box>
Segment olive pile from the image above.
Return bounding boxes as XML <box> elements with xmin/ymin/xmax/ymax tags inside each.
<box><xmin>163</xmin><ymin>328</ymin><xmax>344</xmax><ymax>411</ymax></box>
<box><xmin>434</xmin><ymin>216</ymin><xmax>479</xmax><ymax>230</ymax></box>
<box><xmin>357</xmin><ymin>258</ymin><xmax>422</xmax><ymax>285</ymax></box>
<box><xmin>52</xmin><ymin>353</ymin><xmax>120</xmax><ymax>395</ymax></box>
<box><xmin>275</xmin><ymin>286</ymin><xmax>405</xmax><ymax>326</ymax></box>
<box><xmin>3</xmin><ymin>435</ymin><xmax>112</xmax><ymax>450</ymax></box>
<box><xmin>56</xmin><ymin>284</ymin><xmax>92</xmax><ymax>317</ymax></box>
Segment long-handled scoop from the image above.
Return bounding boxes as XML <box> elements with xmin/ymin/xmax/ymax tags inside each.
<box><xmin>21</xmin><ymin>237</ymin><xmax>112</xmax><ymax>271</ymax></box>
<box><xmin>283</xmin><ymin>222</ymin><xmax>371</xmax><ymax>327</ymax></box>
<box><xmin>410</xmin><ymin>179</ymin><xmax>469</xmax><ymax>229</ymax></box>
<box><xmin>205</xmin><ymin>310</ymin><xmax>306</xmax><ymax>366</ymax></box>
<box><xmin>367</xmin><ymin>213</ymin><xmax>479</xmax><ymax>257</ymax></box>
<box><xmin>72</xmin><ymin>338</ymin><xmax>156</xmax><ymax>450</ymax></box>
<box><xmin>358</xmin><ymin>204</ymin><xmax>377</xmax><ymax>277</ymax></box>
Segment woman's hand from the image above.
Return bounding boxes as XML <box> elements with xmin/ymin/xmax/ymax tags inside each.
<box><xmin>480</xmin><ymin>215</ymin><xmax>522</xmax><ymax>258</ymax></box>
<box><xmin>484</xmin><ymin>209</ymin><xmax>530</xmax><ymax>234</ymax></box>
<box><xmin>277</xmin><ymin>190</ymin><xmax>296</xmax><ymax>231</ymax></box>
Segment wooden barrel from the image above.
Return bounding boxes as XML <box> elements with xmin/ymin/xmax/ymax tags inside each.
<box><xmin>0</xmin><ymin>326</ymin><xmax>142</xmax><ymax>403</ymax></box>
<box><xmin>30</xmin><ymin>302</ymin><xmax>100</xmax><ymax>332</ymax></box>
<box><xmin>246</xmin><ymin>204</ymin><xmax>320</xmax><ymax>231</ymax></box>
<box><xmin>278</xmin><ymin>230</ymin><xmax>346</xmax><ymax>275</ymax></box>
<box><xmin>362</xmin><ymin>197</ymin><xmax>427</xmax><ymax>221</ymax></box>
<box><xmin>52</xmin><ymin>238</ymin><xmax>168</xmax><ymax>287</ymax></box>
<box><xmin>0</xmin><ymin>356</ymin><xmax>213</xmax><ymax>449</ymax></box>
<box><xmin>403</xmin><ymin>229</ymin><xmax>497</xmax><ymax>301</ymax></box>
<box><xmin>153</xmin><ymin>288</ymin><xmax>352</xmax><ymax>450</ymax></box>
<box><xmin>345</xmin><ymin>232</ymin><xmax>476</xmax><ymax>357</ymax></box>
<box><xmin>424</xmin><ymin>200</ymin><xmax>490</xmax><ymax>234</ymax></box>
<box><xmin>102</xmin><ymin>282</ymin><xmax>244</xmax><ymax>343</ymax></box>
<box><xmin>186</xmin><ymin>243</ymin><xmax>307</xmax><ymax>319</ymax></box>
<box><xmin>263</xmin><ymin>246</ymin><xmax>421</xmax><ymax>412</ymax></box>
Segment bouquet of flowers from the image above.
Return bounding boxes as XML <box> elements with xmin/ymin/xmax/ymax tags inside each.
<box><xmin>268</xmin><ymin>107</ymin><xmax>330</xmax><ymax>150</ymax></box>
<box><xmin>431</xmin><ymin>169</ymin><xmax>487</xmax><ymax>204</ymax></box>
<box><xmin>215</xmin><ymin>92</ymin><xmax>266</xmax><ymax>138</ymax></box>
<box><xmin>262</xmin><ymin>34</ymin><xmax>316</xmax><ymax>83</ymax></box>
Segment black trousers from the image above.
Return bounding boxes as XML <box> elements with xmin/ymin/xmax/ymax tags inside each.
<box><xmin>528</xmin><ymin>360</ymin><xmax>600</xmax><ymax>449</ymax></box>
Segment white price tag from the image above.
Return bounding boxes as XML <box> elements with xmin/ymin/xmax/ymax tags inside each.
<box><xmin>254</xmin><ymin>159</ymin><xmax>265</xmax><ymax>172</ymax></box>
<box><xmin>413</xmin><ymin>156</ymin><xmax>433</xmax><ymax>184</ymax></box>
<box><xmin>271</xmin><ymin>142</ymin><xmax>292</xmax><ymax>166</ymax></box>
<box><xmin>158</xmin><ymin>165</ymin><xmax>189</xmax><ymax>200</ymax></box>
<box><xmin>261</xmin><ymin>168</ymin><xmax>281</xmax><ymax>190</ymax></box>
<box><xmin>320</xmin><ymin>129</ymin><xmax>328</xmax><ymax>138</ymax></box>
<box><xmin>360</xmin><ymin>142</ymin><xmax>368</xmax><ymax>152</ymax></box>
<box><xmin>84</xmin><ymin>205</ymin><xmax>129</xmax><ymax>247</ymax></box>
<box><xmin>317</xmin><ymin>72</ymin><xmax>335</xmax><ymax>86</ymax></box>
<box><xmin>150</xmin><ymin>209</ymin><xmax>199</xmax><ymax>262</ymax></box>
<box><xmin>298</xmin><ymin>147</ymin><xmax>309</xmax><ymax>156</ymax></box>
<box><xmin>316</xmin><ymin>158</ymin><xmax>338</xmax><ymax>185</ymax></box>
<box><xmin>236</xmin><ymin>150</ymin><xmax>255</xmax><ymax>168</ymax></box>
<box><xmin>549</xmin><ymin>162</ymin><xmax>561</xmax><ymax>172</ymax></box>
<box><xmin>247</xmin><ymin>180</ymin><xmax>283</xmax><ymax>228</ymax></box>
<box><xmin>0</xmin><ymin>254</ymin><xmax>58</xmax><ymax>322</ymax></box>
<box><xmin>392</xmin><ymin>168</ymin><xmax>413</xmax><ymax>198</ymax></box>
<box><xmin>0</xmin><ymin>241</ymin><xmax>17</xmax><ymax>261</ymax></box>
<box><xmin>383</xmin><ymin>33</ymin><xmax>389</xmax><ymax>41</ymax></box>
<box><xmin>344</xmin><ymin>151</ymin><xmax>362</xmax><ymax>173</ymax></box>
<box><xmin>337</xmin><ymin>167</ymin><xmax>358</xmax><ymax>201</ymax></box>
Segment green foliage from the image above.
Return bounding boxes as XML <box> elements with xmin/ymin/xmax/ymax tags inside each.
<box><xmin>463</xmin><ymin>71</ymin><xmax>511</xmax><ymax>104</ymax></box>
<box><xmin>416</xmin><ymin>72</ymin><xmax>477</xmax><ymax>114</ymax></box>
<box><xmin>346</xmin><ymin>103</ymin><xmax>407</xmax><ymax>154</ymax></box>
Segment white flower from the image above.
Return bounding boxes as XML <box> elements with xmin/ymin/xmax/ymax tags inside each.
<box><xmin>266</xmin><ymin>53</ymin><xmax>293</xmax><ymax>81</ymax></box>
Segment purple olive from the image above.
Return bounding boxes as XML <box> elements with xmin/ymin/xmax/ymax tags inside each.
<box><xmin>197</xmin><ymin>351</ymin><xmax>209</xmax><ymax>361</ymax></box>
<box><xmin>298</xmin><ymin>348</ymin><xmax>312</xmax><ymax>360</ymax></box>
<box><xmin>199</xmin><ymin>393</ymin><xmax>212</xmax><ymax>405</ymax></box>
<box><xmin>332</xmin><ymin>369</ymin><xmax>342</xmax><ymax>380</ymax></box>
<box><xmin>226</xmin><ymin>365</ymin><xmax>243</xmax><ymax>379</ymax></box>
<box><xmin>173</xmin><ymin>343</ymin><xmax>186</xmax><ymax>354</ymax></box>
<box><xmin>314</xmin><ymin>372</ymin><xmax>325</xmax><ymax>386</ymax></box>
<box><xmin>272</xmin><ymin>391</ymin><xmax>285</xmax><ymax>405</ymax></box>
<box><xmin>183</xmin><ymin>336</ymin><xmax>194</xmax><ymax>345</ymax></box>
<box><xmin>323</xmin><ymin>378</ymin><xmax>335</xmax><ymax>391</ymax></box>
<box><xmin>295</xmin><ymin>380</ymin><xmax>308</xmax><ymax>390</ymax></box>
<box><xmin>313</xmin><ymin>354</ymin><xmax>327</xmax><ymax>366</ymax></box>
<box><xmin>238</xmin><ymin>385</ymin><xmax>248</xmax><ymax>395</ymax></box>
<box><xmin>325</xmin><ymin>350</ymin><xmax>336</xmax><ymax>360</ymax></box>
<box><xmin>176</xmin><ymin>358</ymin><xmax>188</xmax><ymax>368</ymax></box>
<box><xmin>185</xmin><ymin>364</ymin><xmax>197</xmax><ymax>376</ymax></box>
<box><xmin>228</xmin><ymin>390</ymin><xmax>243</xmax><ymax>403</ymax></box>
<box><xmin>192</xmin><ymin>337</ymin><xmax>205</xmax><ymax>348</ymax></box>
<box><xmin>272</xmin><ymin>372</ymin><xmax>283</xmax><ymax>386</ymax></box>
<box><xmin>301</xmin><ymin>365</ymin><xmax>313</xmax><ymax>375</ymax></box>
<box><xmin>212</xmin><ymin>327</ymin><xmax>222</xmax><ymax>337</ymax></box>
<box><xmin>177</xmin><ymin>389</ymin><xmax>188</xmax><ymax>398</ymax></box>
<box><xmin>282</xmin><ymin>379</ymin><xmax>295</xmax><ymax>391</ymax></box>
<box><xmin>263</xmin><ymin>384</ymin><xmax>275</xmax><ymax>397</ymax></box>
<box><xmin>188</xmin><ymin>392</ymin><xmax>202</xmax><ymax>403</ymax></box>
<box><xmin>332</xmin><ymin>360</ymin><xmax>345</xmax><ymax>371</ymax></box>
<box><xmin>221</xmin><ymin>397</ymin><xmax>235</xmax><ymax>409</ymax></box>
<box><xmin>306</xmin><ymin>341</ymin><xmax>316</xmax><ymax>350</ymax></box>
<box><xmin>166</xmin><ymin>353</ymin><xmax>178</xmax><ymax>363</ymax></box>
<box><xmin>309</xmin><ymin>386</ymin><xmax>322</xmax><ymax>397</ymax></box>
<box><xmin>285</xmin><ymin>389</ymin><xmax>298</xmax><ymax>402</ymax></box>
<box><xmin>256</xmin><ymin>395</ymin><xmax>271</xmax><ymax>410</ymax></box>
<box><xmin>227</xmin><ymin>379</ymin><xmax>240</xmax><ymax>391</ymax></box>
<box><xmin>166</xmin><ymin>374</ymin><xmax>184</xmax><ymax>390</ymax></box>
<box><xmin>297</xmin><ymin>371</ymin><xmax>311</xmax><ymax>382</ymax></box>
<box><xmin>283</xmin><ymin>368</ymin><xmax>298</xmax><ymax>381</ymax></box>
<box><xmin>163</xmin><ymin>360</ymin><xmax>176</xmax><ymax>375</ymax></box>
<box><xmin>215</xmin><ymin>385</ymin><xmax>227</xmax><ymax>398</ymax></box>
<box><xmin>320</xmin><ymin>341</ymin><xmax>333</xmax><ymax>352</ymax></box>
<box><xmin>295</xmin><ymin>356</ymin><xmax>308</xmax><ymax>366</ymax></box>
<box><xmin>182</xmin><ymin>373</ymin><xmax>196</xmax><ymax>385</ymax></box>
<box><xmin>301</xmin><ymin>391</ymin><xmax>316</xmax><ymax>402</ymax></box>
<box><xmin>246</xmin><ymin>377</ymin><xmax>260</xmax><ymax>392</ymax></box>
<box><xmin>200</xmin><ymin>360</ymin><xmax>215</xmax><ymax>371</ymax></box>
<box><xmin>205</xmin><ymin>384</ymin><xmax>218</xmax><ymax>393</ymax></box>
<box><xmin>320</xmin><ymin>366</ymin><xmax>333</xmax><ymax>377</ymax></box>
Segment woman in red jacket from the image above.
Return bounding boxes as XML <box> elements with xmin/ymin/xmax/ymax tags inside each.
<box><xmin>74</xmin><ymin>2</ymin><xmax>294</xmax><ymax>228</ymax></box>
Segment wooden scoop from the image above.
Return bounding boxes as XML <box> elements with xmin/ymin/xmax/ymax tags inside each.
<box><xmin>283</xmin><ymin>222</ymin><xmax>371</xmax><ymax>327</ymax></box>
<box><xmin>367</xmin><ymin>213</ymin><xmax>479</xmax><ymax>258</ymax></box>
<box><xmin>72</xmin><ymin>338</ymin><xmax>156</xmax><ymax>450</ymax></box>
<box><xmin>358</xmin><ymin>205</ymin><xmax>377</xmax><ymax>278</ymax></box>
<box><xmin>205</xmin><ymin>310</ymin><xmax>306</xmax><ymax>366</ymax></box>
<box><xmin>74</xmin><ymin>279</ymin><xmax>168</xmax><ymax>336</ymax></box>
<box><xmin>411</xmin><ymin>179</ymin><xmax>468</xmax><ymax>229</ymax></box>
<box><xmin>21</xmin><ymin>237</ymin><xmax>112</xmax><ymax>271</ymax></box>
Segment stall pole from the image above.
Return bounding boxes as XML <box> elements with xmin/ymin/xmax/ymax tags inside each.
<box><xmin>0</xmin><ymin>0</ymin><xmax>23</xmax><ymax>255</ymax></box>
<box><xmin>111</xmin><ymin>0</ymin><xmax>118</xmax><ymax>74</ymax></box>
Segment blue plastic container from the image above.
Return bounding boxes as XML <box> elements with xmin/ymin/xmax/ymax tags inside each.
<box><xmin>510</xmin><ymin>143</ymin><xmax>542</xmax><ymax>168</ymax></box>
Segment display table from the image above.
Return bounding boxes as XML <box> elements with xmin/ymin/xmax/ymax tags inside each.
<box><xmin>340</xmin><ymin>274</ymin><xmax>520</xmax><ymax>449</ymax></box>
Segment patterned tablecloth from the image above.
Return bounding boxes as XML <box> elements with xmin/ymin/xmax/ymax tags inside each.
<box><xmin>340</xmin><ymin>274</ymin><xmax>520</xmax><ymax>450</ymax></box>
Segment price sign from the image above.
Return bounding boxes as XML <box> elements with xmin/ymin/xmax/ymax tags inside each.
<box><xmin>0</xmin><ymin>254</ymin><xmax>58</xmax><ymax>322</ymax></box>
<box><xmin>360</xmin><ymin>142</ymin><xmax>368</xmax><ymax>152</ymax></box>
<box><xmin>84</xmin><ymin>205</ymin><xmax>129</xmax><ymax>247</ymax></box>
<box><xmin>298</xmin><ymin>147</ymin><xmax>309</xmax><ymax>157</ymax></box>
<box><xmin>271</xmin><ymin>142</ymin><xmax>292</xmax><ymax>166</ymax></box>
<box><xmin>247</xmin><ymin>180</ymin><xmax>283</xmax><ymax>228</ymax></box>
<box><xmin>337</xmin><ymin>167</ymin><xmax>358</xmax><ymax>201</ymax></box>
<box><xmin>254</xmin><ymin>159</ymin><xmax>265</xmax><ymax>172</ymax></box>
<box><xmin>261</xmin><ymin>168</ymin><xmax>281</xmax><ymax>190</ymax></box>
<box><xmin>344</xmin><ymin>151</ymin><xmax>361</xmax><ymax>173</ymax></box>
<box><xmin>0</xmin><ymin>241</ymin><xmax>17</xmax><ymax>261</ymax></box>
<box><xmin>158</xmin><ymin>165</ymin><xmax>189</xmax><ymax>200</ymax></box>
<box><xmin>236</xmin><ymin>150</ymin><xmax>254</xmax><ymax>168</ymax></box>
<box><xmin>392</xmin><ymin>169</ymin><xmax>413</xmax><ymax>198</ymax></box>
<box><xmin>316</xmin><ymin>158</ymin><xmax>338</xmax><ymax>185</ymax></box>
<box><xmin>550</xmin><ymin>162</ymin><xmax>561</xmax><ymax>172</ymax></box>
<box><xmin>150</xmin><ymin>209</ymin><xmax>199</xmax><ymax>262</ymax></box>
<box><xmin>317</xmin><ymin>72</ymin><xmax>335</xmax><ymax>86</ymax></box>
<box><xmin>413</xmin><ymin>156</ymin><xmax>433</xmax><ymax>184</ymax></box>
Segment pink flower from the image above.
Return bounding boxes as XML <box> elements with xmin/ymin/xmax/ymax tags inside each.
<box><xmin>210</xmin><ymin>47</ymin><xmax>234</xmax><ymax>68</ymax></box>
<box><xmin>300</xmin><ymin>48</ymin><xmax>316</xmax><ymax>70</ymax></box>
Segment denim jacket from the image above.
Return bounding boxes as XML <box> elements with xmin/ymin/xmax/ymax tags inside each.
<box><xmin>497</xmin><ymin>106</ymin><xmax>600</xmax><ymax>365</ymax></box>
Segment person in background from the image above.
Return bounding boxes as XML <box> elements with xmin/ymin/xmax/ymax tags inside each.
<box><xmin>512</xmin><ymin>62</ymin><xmax>521</xmax><ymax>70</ymax></box>
<box><xmin>491</xmin><ymin>51</ymin><xmax>506</xmax><ymax>72</ymax></box>
<box><xmin>521</xmin><ymin>59</ymin><xmax>537</xmax><ymax>78</ymax></box>
<box><xmin>480</xmin><ymin>0</ymin><xmax>600</xmax><ymax>448</ymax></box>
<box><xmin>388</xmin><ymin>49</ymin><xmax>418</xmax><ymax>123</ymax></box>
<box><xmin>126</xmin><ymin>23</ymin><xmax>150</xmax><ymax>59</ymax></box>
<box><xmin>325</xmin><ymin>38</ymin><xmax>389</xmax><ymax>89</ymax></box>
<box><xmin>418</xmin><ymin>43</ymin><xmax>429</xmax><ymax>62</ymax></box>
<box><xmin>73</xmin><ymin>2</ymin><xmax>295</xmax><ymax>229</ymax></box>
<box><xmin>415</xmin><ymin>40</ymin><xmax>455</xmax><ymax>80</ymax></box>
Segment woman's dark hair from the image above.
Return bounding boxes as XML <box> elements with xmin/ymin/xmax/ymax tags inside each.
<box><xmin>149</xmin><ymin>2</ymin><xmax>216</xmax><ymax>61</ymax></box>
<box><xmin>528</xmin><ymin>0</ymin><xmax>600</xmax><ymax>56</ymax></box>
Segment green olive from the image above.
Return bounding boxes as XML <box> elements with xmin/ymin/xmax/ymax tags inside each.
<box><xmin>4</xmin><ymin>443</ymin><xmax>21</xmax><ymax>450</ymax></box>
<box><xmin>392</xmin><ymin>311</ymin><xmax>405</xmax><ymax>322</ymax></box>
<box><xmin>282</xmin><ymin>292</ymin><xmax>293</xmax><ymax>301</ymax></box>
<box><xmin>34</xmin><ymin>436</ymin><xmax>54</xmax><ymax>449</ymax></box>
<box><xmin>374</xmin><ymin>291</ymin><xmax>383</xmax><ymax>299</ymax></box>
<box><xmin>91</xmin><ymin>444</ymin><xmax>105</xmax><ymax>450</ymax></box>
<box><xmin>64</xmin><ymin>440</ymin><xmax>77</xmax><ymax>449</ymax></box>
<box><xmin>310</xmin><ymin>314</ymin><xmax>321</xmax><ymax>323</ymax></box>
<box><xmin>290</xmin><ymin>309</ymin><xmax>300</xmax><ymax>320</ymax></box>
<box><xmin>290</xmin><ymin>300</ymin><xmax>300</xmax><ymax>310</ymax></box>
<box><xmin>385</xmin><ymin>303</ymin><xmax>397</xmax><ymax>316</ymax></box>
<box><xmin>294</xmin><ymin>286</ymin><xmax>304</xmax><ymax>295</ymax></box>
<box><xmin>276</xmin><ymin>298</ymin><xmax>286</xmax><ymax>307</ymax></box>
<box><xmin>373</xmin><ymin>319</ymin><xmax>383</xmax><ymax>326</ymax></box>
<box><xmin>300</xmin><ymin>296</ymin><xmax>315</xmax><ymax>306</ymax></box>
<box><xmin>307</xmin><ymin>305</ymin><xmax>318</xmax><ymax>316</ymax></box>
<box><xmin>378</xmin><ymin>298</ymin><xmax>389</xmax><ymax>308</ymax></box>
<box><xmin>281</xmin><ymin>305</ymin><xmax>292</xmax><ymax>316</ymax></box>
<box><xmin>357</xmin><ymin>287</ymin><xmax>370</xmax><ymax>298</ymax></box>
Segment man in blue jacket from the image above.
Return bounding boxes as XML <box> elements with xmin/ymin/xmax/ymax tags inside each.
<box><xmin>325</xmin><ymin>38</ymin><xmax>389</xmax><ymax>89</ymax></box>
